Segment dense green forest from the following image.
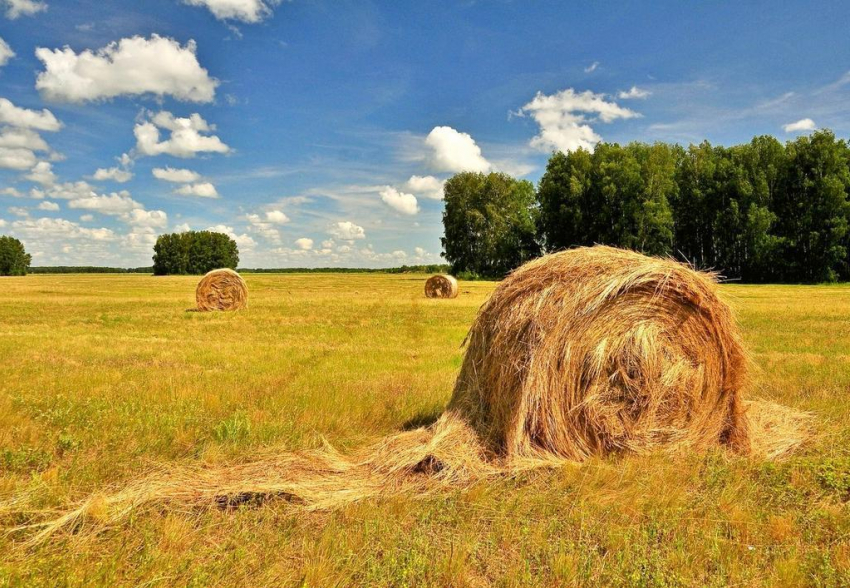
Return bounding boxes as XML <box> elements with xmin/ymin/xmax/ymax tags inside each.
<box><xmin>153</xmin><ymin>231</ymin><xmax>240</xmax><ymax>275</ymax></box>
<box><xmin>444</xmin><ymin>129</ymin><xmax>850</xmax><ymax>282</ymax></box>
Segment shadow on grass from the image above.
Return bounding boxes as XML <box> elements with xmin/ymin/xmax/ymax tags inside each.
<box><xmin>401</xmin><ymin>407</ymin><xmax>444</xmax><ymax>431</ymax></box>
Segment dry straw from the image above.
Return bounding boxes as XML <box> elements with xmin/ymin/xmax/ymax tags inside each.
<box><xmin>425</xmin><ymin>274</ymin><xmax>459</xmax><ymax>299</ymax></box>
<box><xmin>6</xmin><ymin>246</ymin><xmax>812</xmax><ymax>543</ymax></box>
<box><xmin>196</xmin><ymin>268</ymin><xmax>248</xmax><ymax>312</ymax></box>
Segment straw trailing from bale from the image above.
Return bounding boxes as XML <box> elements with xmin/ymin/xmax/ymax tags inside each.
<box><xmin>5</xmin><ymin>246</ymin><xmax>811</xmax><ymax>543</ymax></box>
<box><xmin>196</xmin><ymin>268</ymin><xmax>248</xmax><ymax>311</ymax></box>
<box><xmin>425</xmin><ymin>274</ymin><xmax>459</xmax><ymax>299</ymax></box>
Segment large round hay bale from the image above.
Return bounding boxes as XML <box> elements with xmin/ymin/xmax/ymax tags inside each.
<box><xmin>447</xmin><ymin>245</ymin><xmax>750</xmax><ymax>460</ymax></box>
<box><xmin>195</xmin><ymin>268</ymin><xmax>248</xmax><ymax>312</ymax></box>
<box><xmin>425</xmin><ymin>274</ymin><xmax>459</xmax><ymax>299</ymax></box>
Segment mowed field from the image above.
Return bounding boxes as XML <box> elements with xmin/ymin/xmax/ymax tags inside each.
<box><xmin>1</xmin><ymin>273</ymin><xmax>849</xmax><ymax>587</ymax></box>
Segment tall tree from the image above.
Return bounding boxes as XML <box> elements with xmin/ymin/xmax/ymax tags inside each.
<box><xmin>153</xmin><ymin>231</ymin><xmax>239</xmax><ymax>275</ymax></box>
<box><xmin>0</xmin><ymin>236</ymin><xmax>32</xmax><ymax>276</ymax></box>
<box><xmin>442</xmin><ymin>172</ymin><xmax>539</xmax><ymax>278</ymax></box>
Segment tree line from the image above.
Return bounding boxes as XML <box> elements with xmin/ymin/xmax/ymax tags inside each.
<box><xmin>443</xmin><ymin>129</ymin><xmax>850</xmax><ymax>282</ymax></box>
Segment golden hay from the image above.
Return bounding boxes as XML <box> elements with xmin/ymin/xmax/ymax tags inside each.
<box><xmin>5</xmin><ymin>246</ymin><xmax>812</xmax><ymax>543</ymax></box>
<box><xmin>448</xmin><ymin>245</ymin><xmax>750</xmax><ymax>460</ymax></box>
<box><xmin>195</xmin><ymin>268</ymin><xmax>248</xmax><ymax>312</ymax></box>
<box><xmin>425</xmin><ymin>274</ymin><xmax>459</xmax><ymax>299</ymax></box>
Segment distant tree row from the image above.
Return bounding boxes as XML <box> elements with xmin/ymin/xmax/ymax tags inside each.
<box><xmin>0</xmin><ymin>236</ymin><xmax>31</xmax><ymax>276</ymax></box>
<box><xmin>443</xmin><ymin>129</ymin><xmax>850</xmax><ymax>282</ymax></box>
<box><xmin>153</xmin><ymin>231</ymin><xmax>239</xmax><ymax>275</ymax></box>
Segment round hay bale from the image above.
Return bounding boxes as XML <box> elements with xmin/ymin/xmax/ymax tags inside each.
<box><xmin>425</xmin><ymin>274</ymin><xmax>459</xmax><ymax>299</ymax></box>
<box><xmin>447</xmin><ymin>245</ymin><xmax>750</xmax><ymax>460</ymax></box>
<box><xmin>195</xmin><ymin>268</ymin><xmax>248</xmax><ymax>312</ymax></box>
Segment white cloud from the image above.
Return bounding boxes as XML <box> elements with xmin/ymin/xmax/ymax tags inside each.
<box><xmin>0</xmin><ymin>98</ymin><xmax>62</xmax><ymax>131</ymax></box>
<box><xmin>68</xmin><ymin>191</ymin><xmax>141</xmax><ymax>214</ymax></box>
<box><xmin>79</xmin><ymin>214</ymin><xmax>93</xmax><ymax>222</ymax></box>
<box><xmin>328</xmin><ymin>221</ymin><xmax>365</xmax><ymax>241</ymax></box>
<box><xmin>8</xmin><ymin>206</ymin><xmax>27</xmax><ymax>217</ymax></box>
<box><xmin>135</xmin><ymin>111</ymin><xmax>230</xmax><ymax>158</ymax></box>
<box><xmin>206</xmin><ymin>224</ymin><xmax>255</xmax><ymax>249</ymax></box>
<box><xmin>122</xmin><ymin>208</ymin><xmax>168</xmax><ymax>228</ymax></box>
<box><xmin>0</xmin><ymin>37</ymin><xmax>14</xmax><ymax>66</ymax></box>
<box><xmin>12</xmin><ymin>217</ymin><xmax>117</xmax><ymax>242</ymax></box>
<box><xmin>35</xmin><ymin>35</ymin><xmax>218</xmax><ymax>103</ymax></box>
<box><xmin>0</xmin><ymin>147</ymin><xmax>38</xmax><ymax>170</ymax></box>
<box><xmin>0</xmin><ymin>218</ymin><xmax>5</xmax><ymax>227</ymax></box>
<box><xmin>519</xmin><ymin>88</ymin><xmax>640</xmax><ymax>153</ymax></box>
<box><xmin>403</xmin><ymin>175</ymin><xmax>444</xmax><ymax>200</ymax></box>
<box><xmin>93</xmin><ymin>167</ymin><xmax>133</xmax><ymax>183</ymax></box>
<box><xmin>425</xmin><ymin>126</ymin><xmax>490</xmax><ymax>173</ymax></box>
<box><xmin>245</xmin><ymin>213</ymin><xmax>281</xmax><ymax>242</ymax></box>
<box><xmin>37</xmin><ymin>200</ymin><xmax>58</xmax><ymax>211</ymax></box>
<box><xmin>24</xmin><ymin>161</ymin><xmax>55</xmax><ymax>184</ymax></box>
<box><xmin>39</xmin><ymin>180</ymin><xmax>96</xmax><ymax>200</ymax></box>
<box><xmin>152</xmin><ymin>166</ymin><xmax>201</xmax><ymax>183</ymax></box>
<box><xmin>4</xmin><ymin>0</ymin><xmax>46</xmax><ymax>19</ymax></box>
<box><xmin>0</xmin><ymin>187</ymin><xmax>22</xmax><ymax>197</ymax></box>
<box><xmin>174</xmin><ymin>222</ymin><xmax>191</xmax><ymax>232</ymax></box>
<box><xmin>174</xmin><ymin>182</ymin><xmax>219</xmax><ymax>198</ymax></box>
<box><xmin>265</xmin><ymin>209</ymin><xmax>289</xmax><ymax>224</ymax></box>
<box><xmin>294</xmin><ymin>237</ymin><xmax>313</xmax><ymax>250</ymax></box>
<box><xmin>783</xmin><ymin>118</ymin><xmax>816</xmax><ymax>133</ymax></box>
<box><xmin>584</xmin><ymin>61</ymin><xmax>599</xmax><ymax>73</ymax></box>
<box><xmin>618</xmin><ymin>86</ymin><xmax>651</xmax><ymax>100</ymax></box>
<box><xmin>379</xmin><ymin>185</ymin><xmax>419</xmax><ymax>215</ymax></box>
<box><xmin>0</xmin><ymin>128</ymin><xmax>49</xmax><ymax>152</ymax></box>
<box><xmin>184</xmin><ymin>0</ymin><xmax>280</xmax><ymax>23</ymax></box>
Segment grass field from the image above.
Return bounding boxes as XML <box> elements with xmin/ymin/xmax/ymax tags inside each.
<box><xmin>1</xmin><ymin>273</ymin><xmax>849</xmax><ymax>587</ymax></box>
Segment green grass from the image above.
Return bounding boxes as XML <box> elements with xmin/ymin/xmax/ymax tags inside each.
<box><xmin>1</xmin><ymin>273</ymin><xmax>849</xmax><ymax>587</ymax></box>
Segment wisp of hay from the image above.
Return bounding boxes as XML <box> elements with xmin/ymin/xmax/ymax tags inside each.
<box><xmin>5</xmin><ymin>246</ymin><xmax>811</xmax><ymax>543</ymax></box>
<box><xmin>196</xmin><ymin>268</ymin><xmax>248</xmax><ymax>312</ymax></box>
<box><xmin>425</xmin><ymin>274</ymin><xmax>459</xmax><ymax>299</ymax></box>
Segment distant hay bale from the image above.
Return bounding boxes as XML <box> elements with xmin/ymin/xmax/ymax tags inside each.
<box><xmin>195</xmin><ymin>269</ymin><xmax>247</xmax><ymax>312</ymax></box>
<box><xmin>425</xmin><ymin>274</ymin><xmax>458</xmax><ymax>299</ymax></box>
<box><xmin>447</xmin><ymin>245</ymin><xmax>751</xmax><ymax>459</ymax></box>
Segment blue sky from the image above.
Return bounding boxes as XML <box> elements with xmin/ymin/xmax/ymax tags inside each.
<box><xmin>0</xmin><ymin>0</ymin><xmax>848</xmax><ymax>267</ymax></box>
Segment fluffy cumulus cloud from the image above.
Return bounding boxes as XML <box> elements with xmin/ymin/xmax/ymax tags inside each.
<box><xmin>0</xmin><ymin>147</ymin><xmax>37</xmax><ymax>170</ymax></box>
<box><xmin>37</xmin><ymin>200</ymin><xmax>58</xmax><ymax>211</ymax></box>
<box><xmin>519</xmin><ymin>88</ymin><xmax>640</xmax><ymax>153</ymax></box>
<box><xmin>68</xmin><ymin>191</ymin><xmax>141</xmax><ymax>214</ymax></box>
<box><xmin>0</xmin><ymin>127</ymin><xmax>49</xmax><ymax>152</ymax></box>
<box><xmin>122</xmin><ymin>208</ymin><xmax>168</xmax><ymax>228</ymax></box>
<box><xmin>403</xmin><ymin>175</ymin><xmax>444</xmax><ymax>200</ymax></box>
<box><xmin>618</xmin><ymin>86</ymin><xmax>651</xmax><ymax>100</ymax></box>
<box><xmin>184</xmin><ymin>0</ymin><xmax>280</xmax><ymax>23</ymax></box>
<box><xmin>93</xmin><ymin>167</ymin><xmax>133</xmax><ymax>183</ymax></box>
<box><xmin>379</xmin><ymin>186</ymin><xmax>419</xmax><ymax>215</ymax></box>
<box><xmin>783</xmin><ymin>118</ymin><xmax>816</xmax><ymax>133</ymax></box>
<box><xmin>206</xmin><ymin>224</ymin><xmax>255</xmax><ymax>249</ymax></box>
<box><xmin>35</xmin><ymin>35</ymin><xmax>218</xmax><ymax>103</ymax></box>
<box><xmin>0</xmin><ymin>37</ymin><xmax>14</xmax><ymax>66</ymax></box>
<box><xmin>0</xmin><ymin>98</ymin><xmax>62</xmax><ymax>131</ymax></box>
<box><xmin>294</xmin><ymin>237</ymin><xmax>313</xmax><ymax>250</ymax></box>
<box><xmin>264</xmin><ymin>209</ymin><xmax>289</xmax><ymax>224</ymax></box>
<box><xmin>328</xmin><ymin>220</ymin><xmax>365</xmax><ymax>241</ymax></box>
<box><xmin>24</xmin><ymin>161</ymin><xmax>55</xmax><ymax>184</ymax></box>
<box><xmin>12</xmin><ymin>217</ymin><xmax>116</xmax><ymax>242</ymax></box>
<box><xmin>135</xmin><ymin>111</ymin><xmax>230</xmax><ymax>158</ymax></box>
<box><xmin>425</xmin><ymin>126</ymin><xmax>490</xmax><ymax>173</ymax></box>
<box><xmin>245</xmin><ymin>211</ymin><xmax>287</xmax><ymax>243</ymax></box>
<box><xmin>3</xmin><ymin>0</ymin><xmax>46</xmax><ymax>19</ymax></box>
<box><xmin>152</xmin><ymin>166</ymin><xmax>201</xmax><ymax>183</ymax></box>
<box><xmin>174</xmin><ymin>182</ymin><xmax>219</xmax><ymax>198</ymax></box>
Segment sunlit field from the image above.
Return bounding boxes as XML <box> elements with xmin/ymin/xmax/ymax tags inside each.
<box><xmin>1</xmin><ymin>273</ymin><xmax>850</xmax><ymax>586</ymax></box>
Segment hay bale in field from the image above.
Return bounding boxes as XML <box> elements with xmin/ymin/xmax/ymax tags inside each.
<box><xmin>196</xmin><ymin>268</ymin><xmax>247</xmax><ymax>312</ymax></box>
<box><xmin>425</xmin><ymin>274</ymin><xmax>459</xmax><ymax>299</ymax></box>
<box><xmin>447</xmin><ymin>245</ymin><xmax>751</xmax><ymax>459</ymax></box>
<box><xmin>12</xmin><ymin>246</ymin><xmax>812</xmax><ymax>544</ymax></box>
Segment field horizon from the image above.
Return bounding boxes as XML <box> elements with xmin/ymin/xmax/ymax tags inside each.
<box><xmin>1</xmin><ymin>273</ymin><xmax>849</xmax><ymax>586</ymax></box>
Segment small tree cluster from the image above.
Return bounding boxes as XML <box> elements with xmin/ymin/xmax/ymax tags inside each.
<box><xmin>152</xmin><ymin>231</ymin><xmax>239</xmax><ymax>275</ymax></box>
<box><xmin>0</xmin><ymin>236</ymin><xmax>32</xmax><ymax>276</ymax></box>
